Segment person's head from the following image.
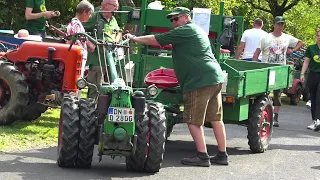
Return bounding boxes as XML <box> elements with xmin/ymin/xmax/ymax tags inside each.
<box><xmin>76</xmin><ymin>0</ymin><xmax>94</xmax><ymax>22</ymax></box>
<box><xmin>273</xmin><ymin>16</ymin><xmax>285</xmax><ymax>32</ymax></box>
<box><xmin>101</xmin><ymin>0</ymin><xmax>119</xmax><ymax>18</ymax></box>
<box><xmin>166</xmin><ymin>7</ymin><xmax>191</xmax><ymax>28</ymax></box>
<box><xmin>253</xmin><ymin>18</ymin><xmax>263</xmax><ymax>28</ymax></box>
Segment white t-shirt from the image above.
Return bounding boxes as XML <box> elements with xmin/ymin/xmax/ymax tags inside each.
<box><xmin>258</xmin><ymin>33</ymin><xmax>299</xmax><ymax>64</ymax></box>
<box><xmin>240</xmin><ymin>28</ymin><xmax>268</xmax><ymax>59</ymax></box>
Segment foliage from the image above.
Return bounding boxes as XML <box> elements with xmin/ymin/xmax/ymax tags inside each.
<box><xmin>0</xmin><ymin>0</ymin><xmax>320</xmax><ymax>46</ymax></box>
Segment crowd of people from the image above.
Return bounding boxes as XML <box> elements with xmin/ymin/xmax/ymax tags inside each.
<box><xmin>23</xmin><ymin>0</ymin><xmax>320</xmax><ymax>168</ymax></box>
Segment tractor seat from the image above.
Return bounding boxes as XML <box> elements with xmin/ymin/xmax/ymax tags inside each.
<box><xmin>144</xmin><ymin>68</ymin><xmax>179</xmax><ymax>89</ymax></box>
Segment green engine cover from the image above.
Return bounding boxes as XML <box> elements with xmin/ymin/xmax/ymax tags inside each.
<box><xmin>100</xmin><ymin>83</ymin><xmax>135</xmax><ymax>137</ymax></box>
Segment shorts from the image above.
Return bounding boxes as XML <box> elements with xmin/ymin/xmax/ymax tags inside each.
<box><xmin>183</xmin><ymin>84</ymin><xmax>223</xmax><ymax>126</ymax></box>
<box><xmin>273</xmin><ymin>89</ymin><xmax>283</xmax><ymax>106</ymax></box>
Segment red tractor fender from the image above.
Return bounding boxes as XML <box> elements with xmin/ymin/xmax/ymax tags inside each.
<box><xmin>0</xmin><ymin>52</ymin><xmax>5</xmax><ymax>58</ymax></box>
<box><xmin>287</xmin><ymin>79</ymin><xmax>302</xmax><ymax>94</ymax></box>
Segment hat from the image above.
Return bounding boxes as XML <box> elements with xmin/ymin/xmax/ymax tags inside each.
<box><xmin>166</xmin><ymin>7</ymin><xmax>190</xmax><ymax>19</ymax></box>
<box><xmin>274</xmin><ymin>16</ymin><xmax>285</xmax><ymax>24</ymax></box>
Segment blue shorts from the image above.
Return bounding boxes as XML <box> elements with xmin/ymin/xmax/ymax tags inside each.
<box><xmin>242</xmin><ymin>58</ymin><xmax>262</xmax><ymax>62</ymax></box>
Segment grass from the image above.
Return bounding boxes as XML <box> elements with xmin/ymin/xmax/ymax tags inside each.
<box><xmin>0</xmin><ymin>88</ymin><xmax>88</xmax><ymax>152</ymax></box>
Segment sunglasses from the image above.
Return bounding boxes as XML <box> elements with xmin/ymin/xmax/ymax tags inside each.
<box><xmin>170</xmin><ymin>15</ymin><xmax>183</xmax><ymax>22</ymax></box>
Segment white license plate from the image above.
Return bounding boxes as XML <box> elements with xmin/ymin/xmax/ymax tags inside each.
<box><xmin>108</xmin><ymin>107</ymin><xmax>134</xmax><ymax>123</ymax></box>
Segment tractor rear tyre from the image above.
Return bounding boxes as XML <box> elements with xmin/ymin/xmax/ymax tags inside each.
<box><xmin>144</xmin><ymin>102</ymin><xmax>166</xmax><ymax>173</ymax></box>
<box><xmin>126</xmin><ymin>106</ymin><xmax>149</xmax><ymax>172</ymax></box>
<box><xmin>290</xmin><ymin>84</ymin><xmax>302</xmax><ymax>105</ymax></box>
<box><xmin>57</xmin><ymin>95</ymin><xmax>80</xmax><ymax>167</ymax></box>
<box><xmin>247</xmin><ymin>95</ymin><xmax>273</xmax><ymax>153</ymax></box>
<box><xmin>76</xmin><ymin>98</ymin><xmax>97</xmax><ymax>168</ymax></box>
<box><xmin>0</xmin><ymin>61</ymin><xmax>29</xmax><ymax>125</ymax></box>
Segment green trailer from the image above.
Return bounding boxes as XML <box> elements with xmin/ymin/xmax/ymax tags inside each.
<box><xmin>119</xmin><ymin>1</ymin><xmax>294</xmax><ymax>153</ymax></box>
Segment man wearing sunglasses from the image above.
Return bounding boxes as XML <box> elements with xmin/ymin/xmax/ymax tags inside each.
<box><xmin>83</xmin><ymin>0</ymin><xmax>120</xmax><ymax>98</ymax></box>
<box><xmin>126</xmin><ymin>7</ymin><xmax>228</xmax><ymax>167</ymax></box>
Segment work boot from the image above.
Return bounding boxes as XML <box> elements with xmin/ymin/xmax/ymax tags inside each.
<box><xmin>273</xmin><ymin>113</ymin><xmax>279</xmax><ymax>127</ymax></box>
<box><xmin>314</xmin><ymin>119</ymin><xmax>320</xmax><ymax>132</ymax></box>
<box><xmin>181</xmin><ymin>152</ymin><xmax>210</xmax><ymax>167</ymax></box>
<box><xmin>210</xmin><ymin>152</ymin><xmax>229</xmax><ymax>165</ymax></box>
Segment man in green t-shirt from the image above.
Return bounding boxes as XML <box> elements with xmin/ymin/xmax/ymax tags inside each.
<box><xmin>300</xmin><ymin>29</ymin><xmax>320</xmax><ymax>131</ymax></box>
<box><xmin>25</xmin><ymin>0</ymin><xmax>60</xmax><ymax>37</ymax></box>
<box><xmin>83</xmin><ymin>0</ymin><xmax>120</xmax><ymax>98</ymax></box>
<box><xmin>126</xmin><ymin>7</ymin><xmax>228</xmax><ymax>167</ymax></box>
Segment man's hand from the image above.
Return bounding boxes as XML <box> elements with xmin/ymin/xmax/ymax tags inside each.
<box><xmin>53</xmin><ymin>11</ymin><xmax>61</xmax><ymax>17</ymax></box>
<box><xmin>286</xmin><ymin>48</ymin><xmax>294</xmax><ymax>55</ymax></box>
<box><xmin>300</xmin><ymin>74</ymin><xmax>305</xmax><ymax>83</ymax></box>
<box><xmin>124</xmin><ymin>33</ymin><xmax>135</xmax><ymax>41</ymax></box>
<box><xmin>43</xmin><ymin>11</ymin><xmax>55</xmax><ymax>19</ymax></box>
<box><xmin>87</xmin><ymin>41</ymin><xmax>96</xmax><ymax>52</ymax></box>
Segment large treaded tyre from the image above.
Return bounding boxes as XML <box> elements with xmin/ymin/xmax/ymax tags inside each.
<box><xmin>0</xmin><ymin>61</ymin><xmax>29</xmax><ymax>125</ymax></box>
<box><xmin>126</xmin><ymin>105</ymin><xmax>149</xmax><ymax>172</ymax></box>
<box><xmin>76</xmin><ymin>98</ymin><xmax>97</xmax><ymax>168</ymax></box>
<box><xmin>247</xmin><ymin>95</ymin><xmax>274</xmax><ymax>153</ymax></box>
<box><xmin>57</xmin><ymin>95</ymin><xmax>80</xmax><ymax>167</ymax></box>
<box><xmin>144</xmin><ymin>102</ymin><xmax>166</xmax><ymax>173</ymax></box>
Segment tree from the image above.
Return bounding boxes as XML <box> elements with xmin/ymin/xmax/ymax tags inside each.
<box><xmin>246</xmin><ymin>0</ymin><xmax>301</xmax><ymax>17</ymax></box>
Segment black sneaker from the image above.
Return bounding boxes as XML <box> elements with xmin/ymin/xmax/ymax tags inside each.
<box><xmin>210</xmin><ymin>154</ymin><xmax>229</xmax><ymax>165</ymax></box>
<box><xmin>273</xmin><ymin>113</ymin><xmax>279</xmax><ymax>127</ymax></box>
<box><xmin>181</xmin><ymin>155</ymin><xmax>210</xmax><ymax>167</ymax></box>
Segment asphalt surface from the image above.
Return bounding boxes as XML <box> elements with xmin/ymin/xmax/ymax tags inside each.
<box><xmin>0</xmin><ymin>104</ymin><xmax>320</xmax><ymax>180</ymax></box>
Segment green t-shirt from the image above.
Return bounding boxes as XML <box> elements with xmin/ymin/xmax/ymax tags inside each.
<box><xmin>304</xmin><ymin>44</ymin><xmax>320</xmax><ymax>72</ymax></box>
<box><xmin>154</xmin><ymin>21</ymin><xmax>224</xmax><ymax>93</ymax></box>
<box><xmin>26</xmin><ymin>0</ymin><xmax>47</xmax><ymax>33</ymax></box>
<box><xmin>83</xmin><ymin>11</ymin><xmax>120</xmax><ymax>67</ymax></box>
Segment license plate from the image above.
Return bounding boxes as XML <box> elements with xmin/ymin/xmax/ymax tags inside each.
<box><xmin>108</xmin><ymin>107</ymin><xmax>134</xmax><ymax>123</ymax></box>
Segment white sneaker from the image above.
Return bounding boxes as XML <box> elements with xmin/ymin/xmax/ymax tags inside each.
<box><xmin>306</xmin><ymin>100</ymin><xmax>311</xmax><ymax>109</ymax></box>
<box><xmin>315</xmin><ymin>119</ymin><xmax>320</xmax><ymax>131</ymax></box>
<box><xmin>307</xmin><ymin>120</ymin><xmax>317</xmax><ymax>130</ymax></box>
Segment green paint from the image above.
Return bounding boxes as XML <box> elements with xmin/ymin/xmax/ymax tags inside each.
<box><xmin>114</xmin><ymin>127</ymin><xmax>127</xmax><ymax>141</ymax></box>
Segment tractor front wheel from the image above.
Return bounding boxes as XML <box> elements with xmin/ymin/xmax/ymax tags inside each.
<box><xmin>247</xmin><ymin>95</ymin><xmax>273</xmax><ymax>153</ymax></box>
<box><xmin>76</xmin><ymin>98</ymin><xmax>97</xmax><ymax>168</ymax></box>
<box><xmin>126</xmin><ymin>105</ymin><xmax>149</xmax><ymax>172</ymax></box>
<box><xmin>144</xmin><ymin>102</ymin><xmax>166</xmax><ymax>173</ymax></box>
<box><xmin>0</xmin><ymin>61</ymin><xmax>29</xmax><ymax>125</ymax></box>
<box><xmin>57</xmin><ymin>95</ymin><xmax>80</xmax><ymax>167</ymax></box>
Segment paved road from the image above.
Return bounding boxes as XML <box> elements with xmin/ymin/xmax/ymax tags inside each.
<box><xmin>1</xmin><ymin>104</ymin><xmax>320</xmax><ymax>180</ymax></box>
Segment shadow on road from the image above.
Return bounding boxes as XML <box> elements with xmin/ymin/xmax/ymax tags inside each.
<box><xmin>0</xmin><ymin>139</ymin><xmax>253</xmax><ymax>179</ymax></box>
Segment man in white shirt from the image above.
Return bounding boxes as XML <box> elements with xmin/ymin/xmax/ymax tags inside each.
<box><xmin>236</xmin><ymin>18</ymin><xmax>268</xmax><ymax>61</ymax></box>
<box><xmin>253</xmin><ymin>16</ymin><xmax>304</xmax><ymax>127</ymax></box>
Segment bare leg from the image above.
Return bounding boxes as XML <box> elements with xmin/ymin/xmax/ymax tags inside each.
<box><xmin>211</xmin><ymin>121</ymin><xmax>227</xmax><ymax>152</ymax></box>
<box><xmin>187</xmin><ymin>124</ymin><xmax>207</xmax><ymax>152</ymax></box>
<box><xmin>274</xmin><ymin>106</ymin><xmax>280</xmax><ymax>114</ymax></box>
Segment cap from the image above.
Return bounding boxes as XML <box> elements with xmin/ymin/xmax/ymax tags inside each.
<box><xmin>166</xmin><ymin>7</ymin><xmax>190</xmax><ymax>19</ymax></box>
<box><xmin>274</xmin><ymin>16</ymin><xmax>285</xmax><ymax>24</ymax></box>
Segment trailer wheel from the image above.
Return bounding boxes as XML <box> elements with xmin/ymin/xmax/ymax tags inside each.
<box><xmin>290</xmin><ymin>83</ymin><xmax>302</xmax><ymax>105</ymax></box>
<box><xmin>57</xmin><ymin>95</ymin><xmax>80</xmax><ymax>167</ymax></box>
<box><xmin>247</xmin><ymin>95</ymin><xmax>273</xmax><ymax>153</ymax></box>
<box><xmin>126</xmin><ymin>106</ymin><xmax>149</xmax><ymax>172</ymax></box>
<box><xmin>76</xmin><ymin>98</ymin><xmax>97</xmax><ymax>168</ymax></box>
<box><xmin>144</xmin><ymin>102</ymin><xmax>166</xmax><ymax>173</ymax></box>
<box><xmin>0</xmin><ymin>61</ymin><xmax>29</xmax><ymax>125</ymax></box>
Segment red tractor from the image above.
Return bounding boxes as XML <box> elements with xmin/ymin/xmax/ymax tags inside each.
<box><xmin>0</xmin><ymin>39</ymin><xmax>84</xmax><ymax>125</ymax></box>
